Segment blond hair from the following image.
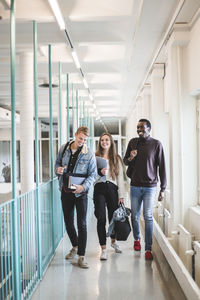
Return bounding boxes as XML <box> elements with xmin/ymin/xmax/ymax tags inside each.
<box><xmin>76</xmin><ymin>126</ymin><xmax>90</xmax><ymax>137</ymax></box>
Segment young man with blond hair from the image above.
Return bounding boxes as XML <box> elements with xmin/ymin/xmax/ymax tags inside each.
<box><xmin>55</xmin><ymin>126</ymin><xmax>97</xmax><ymax>268</ymax></box>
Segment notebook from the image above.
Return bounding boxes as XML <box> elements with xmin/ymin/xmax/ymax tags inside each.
<box><xmin>68</xmin><ymin>175</ymin><xmax>86</xmax><ymax>189</ymax></box>
<box><xmin>96</xmin><ymin>156</ymin><xmax>107</xmax><ymax>169</ymax></box>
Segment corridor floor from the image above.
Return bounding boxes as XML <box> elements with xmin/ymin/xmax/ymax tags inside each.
<box><xmin>31</xmin><ymin>214</ymin><xmax>171</xmax><ymax>300</ymax></box>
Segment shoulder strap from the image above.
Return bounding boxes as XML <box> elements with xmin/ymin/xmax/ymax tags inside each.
<box><xmin>131</xmin><ymin>138</ymin><xmax>139</xmax><ymax>150</ymax></box>
<box><xmin>134</xmin><ymin>138</ymin><xmax>139</xmax><ymax>149</ymax></box>
<box><xmin>61</xmin><ymin>141</ymin><xmax>70</xmax><ymax>158</ymax></box>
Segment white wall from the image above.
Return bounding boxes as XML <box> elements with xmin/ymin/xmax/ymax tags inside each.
<box><xmin>126</xmin><ymin>107</ymin><xmax>137</xmax><ymax>143</ymax></box>
<box><xmin>126</xmin><ymin>16</ymin><xmax>200</xmax><ymax>231</ymax></box>
<box><xmin>0</xmin><ymin>127</ymin><xmax>20</xmax><ymax>141</ymax></box>
<box><xmin>187</xmin><ymin>17</ymin><xmax>200</xmax><ymax>94</ymax></box>
<box><xmin>181</xmin><ymin>45</ymin><xmax>198</xmax><ymax>227</ymax></box>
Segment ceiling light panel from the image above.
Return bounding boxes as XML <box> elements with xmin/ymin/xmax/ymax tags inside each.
<box><xmin>48</xmin><ymin>0</ymin><xmax>65</xmax><ymax>30</ymax></box>
<box><xmin>87</xmin><ymin>73</ymin><xmax>122</xmax><ymax>83</ymax></box>
<box><xmin>91</xmin><ymin>90</ymin><xmax>120</xmax><ymax>97</ymax></box>
<box><xmin>63</xmin><ymin>0</ymin><xmax>134</xmax><ymax>19</ymax></box>
<box><xmin>96</xmin><ymin>101</ymin><xmax>120</xmax><ymax>106</ymax></box>
<box><xmin>81</xmin><ymin>45</ymin><xmax>126</xmax><ymax>62</ymax></box>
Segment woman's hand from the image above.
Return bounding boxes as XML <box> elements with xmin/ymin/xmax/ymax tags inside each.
<box><xmin>101</xmin><ymin>168</ymin><xmax>108</xmax><ymax>175</ymax></box>
<box><xmin>118</xmin><ymin>198</ymin><xmax>124</xmax><ymax>205</ymax></box>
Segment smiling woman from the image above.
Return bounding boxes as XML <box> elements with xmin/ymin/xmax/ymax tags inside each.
<box><xmin>94</xmin><ymin>132</ymin><xmax>126</xmax><ymax>260</ymax></box>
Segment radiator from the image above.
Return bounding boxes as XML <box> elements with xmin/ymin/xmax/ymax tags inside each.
<box><xmin>157</xmin><ymin>202</ymin><xmax>164</xmax><ymax>232</ymax></box>
<box><xmin>193</xmin><ymin>241</ymin><xmax>200</xmax><ymax>288</ymax></box>
<box><xmin>163</xmin><ymin>208</ymin><xmax>171</xmax><ymax>237</ymax></box>
<box><xmin>189</xmin><ymin>207</ymin><xmax>200</xmax><ymax>241</ymax></box>
<box><xmin>164</xmin><ymin>189</ymin><xmax>170</xmax><ymax>211</ymax></box>
<box><xmin>154</xmin><ymin>218</ymin><xmax>200</xmax><ymax>300</ymax></box>
<box><xmin>177</xmin><ymin>224</ymin><xmax>194</xmax><ymax>275</ymax></box>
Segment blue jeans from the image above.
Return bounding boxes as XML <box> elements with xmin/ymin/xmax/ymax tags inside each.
<box><xmin>130</xmin><ymin>186</ymin><xmax>157</xmax><ymax>251</ymax></box>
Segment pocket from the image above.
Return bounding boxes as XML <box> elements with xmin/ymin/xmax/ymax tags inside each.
<box><xmin>77</xmin><ymin>159</ymin><xmax>89</xmax><ymax>172</ymax></box>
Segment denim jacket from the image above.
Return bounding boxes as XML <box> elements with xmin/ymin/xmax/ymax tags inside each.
<box><xmin>54</xmin><ymin>141</ymin><xmax>97</xmax><ymax>197</ymax></box>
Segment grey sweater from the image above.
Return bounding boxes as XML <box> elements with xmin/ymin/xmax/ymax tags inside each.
<box><xmin>123</xmin><ymin>136</ymin><xmax>167</xmax><ymax>192</ymax></box>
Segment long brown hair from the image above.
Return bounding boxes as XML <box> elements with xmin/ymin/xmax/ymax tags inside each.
<box><xmin>96</xmin><ymin>132</ymin><xmax>120</xmax><ymax>180</ymax></box>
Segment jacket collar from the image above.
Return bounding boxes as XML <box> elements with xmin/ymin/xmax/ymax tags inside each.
<box><xmin>67</xmin><ymin>140</ymin><xmax>88</xmax><ymax>154</ymax></box>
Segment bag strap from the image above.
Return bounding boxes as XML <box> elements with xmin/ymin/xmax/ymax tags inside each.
<box><xmin>119</xmin><ymin>202</ymin><xmax>126</xmax><ymax>211</ymax></box>
<box><xmin>61</xmin><ymin>141</ymin><xmax>70</xmax><ymax>159</ymax></box>
<box><xmin>132</xmin><ymin>138</ymin><xmax>139</xmax><ymax>150</ymax></box>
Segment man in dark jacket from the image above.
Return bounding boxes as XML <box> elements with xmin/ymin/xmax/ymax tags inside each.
<box><xmin>123</xmin><ymin>119</ymin><xmax>167</xmax><ymax>260</ymax></box>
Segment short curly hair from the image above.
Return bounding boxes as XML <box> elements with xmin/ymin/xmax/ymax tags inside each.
<box><xmin>76</xmin><ymin>126</ymin><xmax>90</xmax><ymax>137</ymax></box>
<box><xmin>139</xmin><ymin>119</ymin><xmax>151</xmax><ymax>129</ymax></box>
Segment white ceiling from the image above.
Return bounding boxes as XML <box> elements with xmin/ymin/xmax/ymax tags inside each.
<box><xmin>0</xmin><ymin>0</ymin><xmax>200</xmax><ymax>131</ymax></box>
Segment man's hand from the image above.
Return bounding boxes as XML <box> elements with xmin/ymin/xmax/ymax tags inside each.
<box><xmin>129</xmin><ymin>150</ymin><xmax>137</xmax><ymax>161</ymax></box>
<box><xmin>118</xmin><ymin>198</ymin><xmax>124</xmax><ymax>205</ymax></box>
<box><xmin>57</xmin><ymin>166</ymin><xmax>65</xmax><ymax>175</ymax></box>
<box><xmin>158</xmin><ymin>191</ymin><xmax>164</xmax><ymax>202</ymax></box>
<box><xmin>72</xmin><ymin>185</ymin><xmax>84</xmax><ymax>194</ymax></box>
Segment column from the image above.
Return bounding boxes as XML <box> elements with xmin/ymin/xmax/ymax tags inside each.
<box><xmin>141</xmin><ymin>85</ymin><xmax>151</xmax><ymax>121</ymax></box>
<box><xmin>150</xmin><ymin>64</ymin><xmax>170</xmax><ymax>190</ymax></box>
<box><xmin>166</xmin><ymin>30</ymin><xmax>194</xmax><ymax>229</ymax></box>
<box><xmin>19</xmin><ymin>52</ymin><xmax>34</xmax><ymax>194</ymax></box>
<box><xmin>136</xmin><ymin>96</ymin><xmax>142</xmax><ymax>120</ymax></box>
<box><xmin>126</xmin><ymin>106</ymin><xmax>137</xmax><ymax>142</ymax></box>
<box><xmin>150</xmin><ymin>64</ymin><xmax>168</xmax><ymax>140</ymax></box>
<box><xmin>118</xmin><ymin>119</ymin><xmax>122</xmax><ymax>156</ymax></box>
<box><xmin>60</xmin><ymin>91</ymin><xmax>67</xmax><ymax>143</ymax></box>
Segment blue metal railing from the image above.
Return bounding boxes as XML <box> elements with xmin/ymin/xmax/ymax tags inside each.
<box><xmin>0</xmin><ymin>199</ymin><xmax>14</xmax><ymax>300</ymax></box>
<box><xmin>0</xmin><ymin>178</ymin><xmax>63</xmax><ymax>300</ymax></box>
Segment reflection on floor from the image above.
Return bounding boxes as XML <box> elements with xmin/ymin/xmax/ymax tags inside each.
<box><xmin>31</xmin><ymin>214</ymin><xmax>171</xmax><ymax>300</ymax></box>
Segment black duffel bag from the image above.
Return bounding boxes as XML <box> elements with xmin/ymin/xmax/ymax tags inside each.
<box><xmin>114</xmin><ymin>216</ymin><xmax>131</xmax><ymax>241</ymax></box>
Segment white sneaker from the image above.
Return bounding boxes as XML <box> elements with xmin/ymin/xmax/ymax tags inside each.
<box><xmin>111</xmin><ymin>242</ymin><xmax>122</xmax><ymax>253</ymax></box>
<box><xmin>65</xmin><ymin>247</ymin><xmax>78</xmax><ymax>260</ymax></box>
<box><xmin>77</xmin><ymin>256</ymin><xmax>89</xmax><ymax>269</ymax></box>
<box><xmin>100</xmin><ymin>249</ymin><xmax>107</xmax><ymax>261</ymax></box>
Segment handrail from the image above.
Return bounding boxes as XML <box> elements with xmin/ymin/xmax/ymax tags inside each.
<box><xmin>0</xmin><ymin>178</ymin><xmax>63</xmax><ymax>300</ymax></box>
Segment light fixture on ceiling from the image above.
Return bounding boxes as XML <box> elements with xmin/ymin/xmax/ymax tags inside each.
<box><xmin>83</xmin><ymin>78</ymin><xmax>88</xmax><ymax>89</ymax></box>
<box><xmin>47</xmin><ymin>0</ymin><xmax>107</xmax><ymax>131</ymax></box>
<box><xmin>71</xmin><ymin>50</ymin><xmax>81</xmax><ymax>69</ymax></box>
<box><xmin>89</xmin><ymin>94</ymin><xmax>93</xmax><ymax>101</ymax></box>
<box><xmin>48</xmin><ymin>0</ymin><xmax>65</xmax><ymax>30</ymax></box>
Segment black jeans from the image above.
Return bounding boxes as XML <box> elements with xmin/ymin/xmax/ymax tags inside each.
<box><xmin>93</xmin><ymin>182</ymin><xmax>119</xmax><ymax>246</ymax></box>
<box><xmin>61</xmin><ymin>191</ymin><xmax>88</xmax><ymax>256</ymax></box>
